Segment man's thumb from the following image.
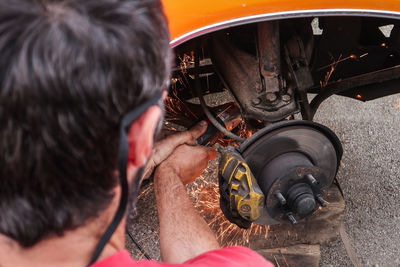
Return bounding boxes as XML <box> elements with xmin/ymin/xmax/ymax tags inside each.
<box><xmin>189</xmin><ymin>120</ymin><xmax>208</xmax><ymax>139</ymax></box>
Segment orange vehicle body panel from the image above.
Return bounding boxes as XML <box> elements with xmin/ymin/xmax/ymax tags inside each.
<box><xmin>162</xmin><ymin>0</ymin><xmax>400</xmax><ymax>44</ymax></box>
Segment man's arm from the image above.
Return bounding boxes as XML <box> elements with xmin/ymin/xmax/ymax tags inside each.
<box><xmin>154</xmin><ymin>144</ymin><xmax>220</xmax><ymax>263</ymax></box>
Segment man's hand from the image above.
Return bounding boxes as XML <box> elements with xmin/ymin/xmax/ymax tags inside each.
<box><xmin>142</xmin><ymin>121</ymin><xmax>209</xmax><ymax>180</ymax></box>
<box><xmin>158</xmin><ymin>144</ymin><xmax>217</xmax><ymax>185</ymax></box>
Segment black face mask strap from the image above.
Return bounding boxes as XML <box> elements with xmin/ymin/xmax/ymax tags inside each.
<box><xmin>88</xmin><ymin>91</ymin><xmax>162</xmax><ymax>266</ymax></box>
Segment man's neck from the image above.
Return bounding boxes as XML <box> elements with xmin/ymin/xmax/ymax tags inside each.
<box><xmin>0</xmin><ymin>190</ymin><xmax>127</xmax><ymax>267</ymax></box>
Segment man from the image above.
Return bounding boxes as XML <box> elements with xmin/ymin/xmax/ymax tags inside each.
<box><xmin>0</xmin><ymin>0</ymin><xmax>273</xmax><ymax>266</ymax></box>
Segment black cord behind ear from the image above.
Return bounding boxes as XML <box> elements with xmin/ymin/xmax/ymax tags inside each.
<box><xmin>88</xmin><ymin>92</ymin><xmax>162</xmax><ymax>266</ymax></box>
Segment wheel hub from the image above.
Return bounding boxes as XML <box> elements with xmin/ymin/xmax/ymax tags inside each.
<box><xmin>237</xmin><ymin>120</ymin><xmax>342</xmax><ymax>225</ymax></box>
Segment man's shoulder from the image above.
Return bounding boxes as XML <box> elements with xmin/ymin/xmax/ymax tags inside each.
<box><xmin>92</xmin><ymin>248</ymin><xmax>273</xmax><ymax>267</ymax></box>
<box><xmin>183</xmin><ymin>246</ymin><xmax>273</xmax><ymax>267</ymax></box>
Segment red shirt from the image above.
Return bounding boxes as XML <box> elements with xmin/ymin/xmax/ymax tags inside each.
<box><xmin>92</xmin><ymin>246</ymin><xmax>273</xmax><ymax>267</ymax></box>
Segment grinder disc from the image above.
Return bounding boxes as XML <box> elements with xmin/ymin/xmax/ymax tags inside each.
<box><xmin>238</xmin><ymin>120</ymin><xmax>342</xmax><ymax>225</ymax></box>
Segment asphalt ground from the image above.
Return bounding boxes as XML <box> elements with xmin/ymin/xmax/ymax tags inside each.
<box><xmin>315</xmin><ymin>94</ymin><xmax>400</xmax><ymax>266</ymax></box>
<box><xmin>127</xmin><ymin>93</ymin><xmax>400</xmax><ymax>266</ymax></box>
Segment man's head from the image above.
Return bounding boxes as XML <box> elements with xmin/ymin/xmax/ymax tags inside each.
<box><xmin>0</xmin><ymin>0</ymin><xmax>171</xmax><ymax>247</ymax></box>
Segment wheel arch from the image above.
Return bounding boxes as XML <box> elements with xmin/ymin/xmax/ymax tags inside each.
<box><xmin>162</xmin><ymin>0</ymin><xmax>400</xmax><ymax>47</ymax></box>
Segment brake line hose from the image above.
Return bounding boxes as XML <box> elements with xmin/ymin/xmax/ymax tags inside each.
<box><xmin>194</xmin><ymin>50</ymin><xmax>245</xmax><ymax>143</ymax></box>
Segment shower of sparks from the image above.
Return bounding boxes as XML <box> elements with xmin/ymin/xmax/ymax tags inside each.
<box><xmin>319</xmin><ymin>52</ymin><xmax>370</xmax><ymax>91</ymax></box>
<box><xmin>279</xmin><ymin>250</ymin><xmax>290</xmax><ymax>267</ymax></box>
<box><xmin>178</xmin><ymin>53</ymin><xmax>194</xmax><ymax>75</ymax></box>
<box><xmin>317</xmin><ymin>52</ymin><xmax>369</xmax><ymax>71</ymax></box>
<box><xmin>210</xmin><ymin>120</ymin><xmax>255</xmax><ymax>147</ymax></box>
<box><xmin>136</xmin><ymin>251</ymin><xmax>146</xmax><ymax>261</ymax></box>
<box><xmin>164</xmin><ymin>86</ymin><xmax>200</xmax><ymax>127</ymax></box>
<box><xmin>136</xmin><ymin>185</ymin><xmax>153</xmax><ymax>201</ymax></box>
<box><xmin>164</xmin><ymin>92</ymin><xmax>257</xmax><ymax>147</ymax></box>
<box><xmin>274</xmin><ymin>256</ymin><xmax>281</xmax><ymax>267</ymax></box>
<box><xmin>237</xmin><ymin>120</ymin><xmax>255</xmax><ymax>139</ymax></box>
<box><xmin>192</xmin><ymin>182</ymin><xmax>270</xmax><ymax>247</ymax></box>
<box><xmin>166</xmin><ymin>51</ymin><xmax>261</xmax><ymax>147</ymax></box>
<box><xmin>320</xmin><ymin>54</ymin><xmax>341</xmax><ymax>89</ymax></box>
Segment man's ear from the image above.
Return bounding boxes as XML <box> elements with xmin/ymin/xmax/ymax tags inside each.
<box><xmin>127</xmin><ymin>106</ymin><xmax>162</xmax><ymax>167</ymax></box>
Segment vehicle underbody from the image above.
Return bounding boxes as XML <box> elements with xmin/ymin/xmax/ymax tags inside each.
<box><xmin>165</xmin><ymin>16</ymin><xmax>400</xmax><ymax>227</ymax></box>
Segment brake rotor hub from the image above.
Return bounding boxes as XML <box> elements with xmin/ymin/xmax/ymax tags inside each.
<box><xmin>219</xmin><ymin>120</ymin><xmax>342</xmax><ymax>226</ymax></box>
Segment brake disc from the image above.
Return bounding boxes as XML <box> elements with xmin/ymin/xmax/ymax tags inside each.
<box><xmin>237</xmin><ymin>120</ymin><xmax>342</xmax><ymax>225</ymax></box>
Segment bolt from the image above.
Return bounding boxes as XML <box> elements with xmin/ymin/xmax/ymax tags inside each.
<box><xmin>306</xmin><ymin>174</ymin><xmax>318</xmax><ymax>185</ymax></box>
<box><xmin>252</xmin><ymin>98</ymin><xmax>261</xmax><ymax>105</ymax></box>
<box><xmin>266</xmin><ymin>92</ymin><xmax>277</xmax><ymax>102</ymax></box>
<box><xmin>281</xmin><ymin>94</ymin><xmax>291</xmax><ymax>102</ymax></box>
<box><xmin>286</xmin><ymin>213</ymin><xmax>297</xmax><ymax>225</ymax></box>
<box><xmin>240</xmin><ymin>204</ymin><xmax>251</xmax><ymax>213</ymax></box>
<box><xmin>316</xmin><ymin>194</ymin><xmax>327</xmax><ymax>207</ymax></box>
<box><xmin>274</xmin><ymin>191</ymin><xmax>287</xmax><ymax>205</ymax></box>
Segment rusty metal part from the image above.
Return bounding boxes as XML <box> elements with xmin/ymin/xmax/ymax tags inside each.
<box><xmin>310</xmin><ymin>65</ymin><xmax>400</xmax><ymax>119</ymax></box>
<box><xmin>171</xmin><ymin>17</ymin><xmax>400</xmax><ymax>121</ymax></box>
<box><xmin>216</xmin><ymin>104</ymin><xmax>242</xmax><ymax>131</ymax></box>
<box><xmin>257</xmin><ymin>21</ymin><xmax>281</xmax><ymax>95</ymax></box>
<box><xmin>237</xmin><ymin>120</ymin><xmax>342</xmax><ymax>225</ymax></box>
<box><xmin>210</xmin><ymin>23</ymin><xmax>298</xmax><ymax>122</ymax></box>
<box><xmin>284</xmin><ymin>35</ymin><xmax>314</xmax><ymax>120</ymax></box>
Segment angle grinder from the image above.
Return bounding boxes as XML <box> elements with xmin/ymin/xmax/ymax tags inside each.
<box><xmin>196</xmin><ymin>103</ymin><xmax>242</xmax><ymax>145</ymax></box>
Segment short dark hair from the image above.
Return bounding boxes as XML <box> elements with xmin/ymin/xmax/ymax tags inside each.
<box><xmin>0</xmin><ymin>0</ymin><xmax>171</xmax><ymax>247</ymax></box>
